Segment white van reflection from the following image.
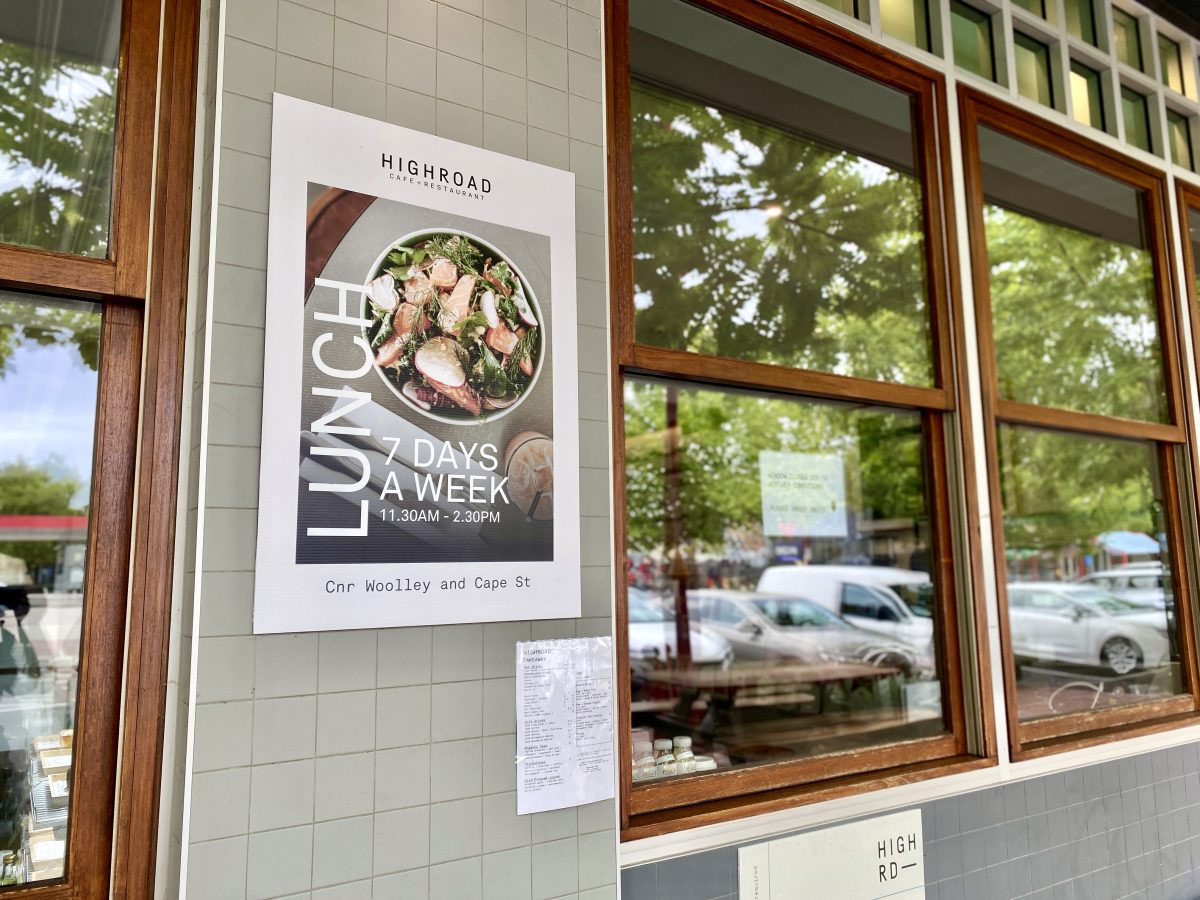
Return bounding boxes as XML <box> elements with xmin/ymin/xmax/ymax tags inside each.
<box><xmin>684</xmin><ymin>589</ymin><xmax>927</xmax><ymax>677</ymax></box>
<box><xmin>756</xmin><ymin>565</ymin><xmax>934</xmax><ymax>650</ymax></box>
<box><xmin>627</xmin><ymin>587</ymin><xmax>732</xmax><ymax>669</ymax></box>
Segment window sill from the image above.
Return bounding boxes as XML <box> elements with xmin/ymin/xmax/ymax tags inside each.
<box><xmin>620</xmin><ymin>715</ymin><xmax>1200</xmax><ymax>866</ymax></box>
<box><xmin>622</xmin><ymin>754</ymin><xmax>994</xmax><ymax>843</ymax></box>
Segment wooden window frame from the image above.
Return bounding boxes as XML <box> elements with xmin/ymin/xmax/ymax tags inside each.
<box><xmin>0</xmin><ymin>0</ymin><xmax>200</xmax><ymax>895</ymax></box>
<box><xmin>605</xmin><ymin>0</ymin><xmax>996</xmax><ymax>840</ymax></box>
<box><xmin>959</xmin><ymin>85</ymin><xmax>1200</xmax><ymax>762</ymax></box>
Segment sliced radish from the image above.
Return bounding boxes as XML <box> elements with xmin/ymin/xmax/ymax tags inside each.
<box><xmin>481</xmin><ymin>290</ymin><xmax>500</xmax><ymax>328</ymax></box>
<box><xmin>511</xmin><ymin>288</ymin><xmax>537</xmax><ymax>327</ymax></box>
<box><xmin>366</xmin><ymin>273</ymin><xmax>399</xmax><ymax>310</ymax></box>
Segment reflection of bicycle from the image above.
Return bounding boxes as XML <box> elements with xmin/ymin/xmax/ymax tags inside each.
<box><xmin>1047</xmin><ymin>679</ymin><xmax>1146</xmax><ymax>715</ymax></box>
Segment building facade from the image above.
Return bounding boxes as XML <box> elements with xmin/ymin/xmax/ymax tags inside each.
<box><xmin>7</xmin><ymin>0</ymin><xmax>1200</xmax><ymax>897</ymax></box>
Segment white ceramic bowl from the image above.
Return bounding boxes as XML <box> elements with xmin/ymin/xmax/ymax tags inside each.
<box><xmin>363</xmin><ymin>228</ymin><xmax>545</xmax><ymax>425</ymax></box>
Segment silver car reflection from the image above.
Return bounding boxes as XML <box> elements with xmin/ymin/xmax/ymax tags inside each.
<box><xmin>1075</xmin><ymin>563</ymin><xmax>1167</xmax><ymax>610</ymax></box>
<box><xmin>1007</xmin><ymin>583</ymin><xmax>1171</xmax><ymax>676</ymax></box>
<box><xmin>627</xmin><ymin>587</ymin><xmax>733</xmax><ymax>668</ymax></box>
<box><xmin>685</xmin><ymin>589</ymin><xmax>927</xmax><ymax>676</ymax></box>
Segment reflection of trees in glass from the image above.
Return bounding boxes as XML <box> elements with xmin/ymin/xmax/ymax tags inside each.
<box><xmin>998</xmin><ymin>426</ymin><xmax>1159</xmax><ymax>562</ymax></box>
<box><xmin>0</xmin><ymin>297</ymin><xmax>100</xmax><ymax>377</ymax></box>
<box><xmin>0</xmin><ymin>459</ymin><xmax>85</xmax><ymax>579</ymax></box>
<box><xmin>985</xmin><ymin>205</ymin><xmax>1166</xmax><ymax>422</ymax></box>
<box><xmin>623</xmin><ymin>380</ymin><xmax>927</xmax><ymax>559</ymax></box>
<box><xmin>0</xmin><ymin>37</ymin><xmax>118</xmax><ymax>257</ymax></box>
<box><xmin>631</xmin><ymin>82</ymin><xmax>932</xmax><ymax>385</ymax></box>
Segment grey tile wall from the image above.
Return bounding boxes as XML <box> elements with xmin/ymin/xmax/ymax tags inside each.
<box><xmin>621</xmin><ymin>744</ymin><xmax>1200</xmax><ymax>900</ymax></box>
<box><xmin>161</xmin><ymin>0</ymin><xmax>617</xmax><ymax>895</ymax></box>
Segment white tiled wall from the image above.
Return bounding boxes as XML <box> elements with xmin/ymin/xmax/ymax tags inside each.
<box><xmin>158</xmin><ymin>0</ymin><xmax>616</xmax><ymax>895</ymax></box>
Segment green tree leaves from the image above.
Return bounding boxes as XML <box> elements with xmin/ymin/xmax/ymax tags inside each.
<box><xmin>0</xmin><ymin>37</ymin><xmax>118</xmax><ymax>257</ymax></box>
<box><xmin>630</xmin><ymin>82</ymin><xmax>933</xmax><ymax>386</ymax></box>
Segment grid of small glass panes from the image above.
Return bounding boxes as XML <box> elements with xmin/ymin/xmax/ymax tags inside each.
<box><xmin>813</xmin><ymin>0</ymin><xmax>1200</xmax><ymax>171</ymax></box>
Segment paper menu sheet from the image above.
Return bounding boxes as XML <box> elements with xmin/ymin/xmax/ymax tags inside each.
<box><xmin>516</xmin><ymin>637</ymin><xmax>615</xmax><ymax>815</ymax></box>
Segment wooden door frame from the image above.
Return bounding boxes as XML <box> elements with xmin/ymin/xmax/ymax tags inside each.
<box><xmin>0</xmin><ymin>0</ymin><xmax>201</xmax><ymax>894</ymax></box>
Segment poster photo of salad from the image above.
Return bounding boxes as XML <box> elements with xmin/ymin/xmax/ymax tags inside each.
<box><xmin>295</xmin><ymin>184</ymin><xmax>556</xmax><ymax>566</ymax></box>
<box><xmin>255</xmin><ymin>95</ymin><xmax>579</xmax><ymax>633</ymax></box>
<box><xmin>363</xmin><ymin>230</ymin><xmax>544</xmax><ymax>423</ymax></box>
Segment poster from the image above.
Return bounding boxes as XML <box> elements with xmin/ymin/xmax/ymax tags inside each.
<box><xmin>253</xmin><ymin>94</ymin><xmax>580</xmax><ymax>633</ymax></box>
<box><xmin>515</xmin><ymin>638</ymin><xmax>615</xmax><ymax>815</ymax></box>
<box><xmin>758</xmin><ymin>451</ymin><xmax>847</xmax><ymax>538</ymax></box>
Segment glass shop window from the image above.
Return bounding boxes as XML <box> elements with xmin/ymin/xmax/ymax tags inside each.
<box><xmin>1113</xmin><ymin>9</ymin><xmax>1143</xmax><ymax>71</ymax></box>
<box><xmin>1158</xmin><ymin>34</ymin><xmax>1186</xmax><ymax>95</ymax></box>
<box><xmin>1069</xmin><ymin>61</ymin><xmax>1106</xmax><ymax>131</ymax></box>
<box><xmin>881</xmin><ymin>0</ymin><xmax>932</xmax><ymax>51</ymax></box>
<box><xmin>621</xmin><ymin>0</ymin><xmax>965</xmax><ymax>818</ymax></box>
<box><xmin>0</xmin><ymin>2</ymin><xmax>122</xmax><ymax>258</ymax></box>
<box><xmin>1063</xmin><ymin>0</ymin><xmax>1096</xmax><ymax>46</ymax></box>
<box><xmin>970</xmin><ymin>111</ymin><xmax>1195</xmax><ymax>750</ymax></box>
<box><xmin>1121</xmin><ymin>87</ymin><xmax>1154</xmax><ymax>153</ymax></box>
<box><xmin>0</xmin><ymin>292</ymin><xmax>100</xmax><ymax>884</ymax></box>
<box><xmin>1168</xmin><ymin>110</ymin><xmax>1195</xmax><ymax>170</ymax></box>
<box><xmin>951</xmin><ymin>0</ymin><xmax>995</xmax><ymax>81</ymax></box>
<box><xmin>1014</xmin><ymin>33</ymin><xmax>1055</xmax><ymax>108</ymax></box>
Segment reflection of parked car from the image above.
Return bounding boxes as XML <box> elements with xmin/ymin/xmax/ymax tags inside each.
<box><xmin>756</xmin><ymin>566</ymin><xmax>933</xmax><ymax>650</ymax></box>
<box><xmin>627</xmin><ymin>588</ymin><xmax>732</xmax><ymax>668</ymax></box>
<box><xmin>685</xmin><ymin>589</ymin><xmax>925</xmax><ymax>675</ymax></box>
<box><xmin>1007</xmin><ymin>583</ymin><xmax>1170</xmax><ymax>676</ymax></box>
<box><xmin>1075</xmin><ymin>564</ymin><xmax>1167</xmax><ymax>610</ymax></box>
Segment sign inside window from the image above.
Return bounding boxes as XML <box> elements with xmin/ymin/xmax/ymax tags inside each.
<box><xmin>758</xmin><ymin>451</ymin><xmax>848</xmax><ymax>538</ymax></box>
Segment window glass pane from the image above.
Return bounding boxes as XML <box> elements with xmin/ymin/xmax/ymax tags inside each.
<box><xmin>1012</xmin><ymin>0</ymin><xmax>1046</xmax><ymax>18</ymax></box>
<box><xmin>1159</xmin><ymin>34</ymin><xmax>1185</xmax><ymax>94</ymax></box>
<box><xmin>1063</xmin><ymin>0</ymin><xmax>1096</xmax><ymax>45</ymax></box>
<box><xmin>1069</xmin><ymin>62</ymin><xmax>1105</xmax><ymax>131</ymax></box>
<box><xmin>0</xmin><ymin>2</ymin><xmax>122</xmax><ymax>258</ymax></box>
<box><xmin>1122</xmin><ymin>87</ymin><xmax>1153</xmax><ymax>153</ymax></box>
<box><xmin>1168</xmin><ymin>111</ymin><xmax>1194</xmax><ymax>170</ymax></box>
<box><xmin>0</xmin><ymin>290</ymin><xmax>100</xmax><ymax>884</ymax></box>
<box><xmin>1190</xmin><ymin>209</ymin><xmax>1200</xmax><ymax>302</ymax></box>
<box><xmin>997</xmin><ymin>426</ymin><xmax>1184</xmax><ymax>724</ymax></box>
<box><xmin>978</xmin><ymin>127</ymin><xmax>1167</xmax><ymax>422</ymax></box>
<box><xmin>1014</xmin><ymin>33</ymin><xmax>1055</xmax><ymax>107</ymax></box>
<box><xmin>881</xmin><ymin>0</ymin><xmax>931</xmax><ymax>51</ymax></box>
<box><xmin>1113</xmin><ymin>9</ymin><xmax>1143</xmax><ymax>70</ymax></box>
<box><xmin>629</xmin><ymin>0</ymin><xmax>934</xmax><ymax>387</ymax></box>
<box><xmin>814</xmin><ymin>0</ymin><xmax>859</xmax><ymax>16</ymax></box>
<box><xmin>951</xmin><ymin>1</ymin><xmax>995</xmax><ymax>81</ymax></box>
<box><xmin>625</xmin><ymin>378</ymin><xmax>945</xmax><ymax>782</ymax></box>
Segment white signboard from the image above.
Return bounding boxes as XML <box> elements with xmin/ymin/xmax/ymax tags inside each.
<box><xmin>759</xmin><ymin>451</ymin><xmax>847</xmax><ymax>538</ymax></box>
<box><xmin>739</xmin><ymin>809</ymin><xmax>925</xmax><ymax>900</ymax></box>
<box><xmin>254</xmin><ymin>94</ymin><xmax>580</xmax><ymax>633</ymax></box>
<box><xmin>515</xmin><ymin>638</ymin><xmax>615</xmax><ymax>815</ymax></box>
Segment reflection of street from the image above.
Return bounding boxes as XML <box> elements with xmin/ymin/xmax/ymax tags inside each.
<box><xmin>12</xmin><ymin>595</ymin><xmax>81</xmax><ymax>665</ymax></box>
<box><xmin>0</xmin><ymin>594</ymin><xmax>80</xmax><ymax>754</ymax></box>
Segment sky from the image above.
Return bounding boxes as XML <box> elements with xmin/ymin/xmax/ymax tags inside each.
<box><xmin>0</xmin><ymin>340</ymin><xmax>98</xmax><ymax>503</ymax></box>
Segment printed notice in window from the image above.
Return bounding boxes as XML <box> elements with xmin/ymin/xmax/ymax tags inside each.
<box><xmin>758</xmin><ymin>451</ymin><xmax>848</xmax><ymax>538</ymax></box>
<box><xmin>516</xmin><ymin>638</ymin><xmax>615</xmax><ymax>814</ymax></box>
